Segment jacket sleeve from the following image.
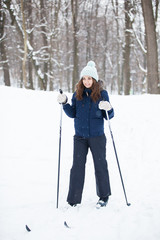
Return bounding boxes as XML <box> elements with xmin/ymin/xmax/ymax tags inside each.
<box><xmin>63</xmin><ymin>93</ymin><xmax>76</xmax><ymax>118</ymax></box>
<box><xmin>100</xmin><ymin>90</ymin><xmax>114</xmax><ymax>120</ymax></box>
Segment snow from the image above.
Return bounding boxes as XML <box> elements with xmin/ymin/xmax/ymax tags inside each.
<box><xmin>0</xmin><ymin>86</ymin><xmax>160</xmax><ymax>240</ymax></box>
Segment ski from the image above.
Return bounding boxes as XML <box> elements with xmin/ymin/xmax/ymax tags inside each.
<box><xmin>25</xmin><ymin>225</ymin><xmax>31</xmax><ymax>232</ymax></box>
<box><xmin>64</xmin><ymin>221</ymin><xmax>71</xmax><ymax>228</ymax></box>
<box><xmin>25</xmin><ymin>222</ymin><xmax>70</xmax><ymax>231</ymax></box>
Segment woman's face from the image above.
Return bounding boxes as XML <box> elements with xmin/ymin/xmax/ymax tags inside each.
<box><xmin>82</xmin><ymin>76</ymin><xmax>93</xmax><ymax>88</ymax></box>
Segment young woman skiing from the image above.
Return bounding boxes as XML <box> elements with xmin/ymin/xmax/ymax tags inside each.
<box><xmin>57</xmin><ymin>61</ymin><xmax>114</xmax><ymax>208</ymax></box>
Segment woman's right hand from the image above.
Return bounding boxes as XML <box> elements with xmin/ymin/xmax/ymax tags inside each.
<box><xmin>57</xmin><ymin>93</ymin><xmax>68</xmax><ymax>104</ymax></box>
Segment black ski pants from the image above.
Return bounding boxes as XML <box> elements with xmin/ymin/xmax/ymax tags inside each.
<box><xmin>67</xmin><ymin>134</ymin><xmax>111</xmax><ymax>204</ymax></box>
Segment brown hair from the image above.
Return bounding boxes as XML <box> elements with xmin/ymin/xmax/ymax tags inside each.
<box><xmin>76</xmin><ymin>78</ymin><xmax>103</xmax><ymax>102</ymax></box>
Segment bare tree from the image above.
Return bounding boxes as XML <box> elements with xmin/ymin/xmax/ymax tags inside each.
<box><xmin>64</xmin><ymin>1</ymin><xmax>71</xmax><ymax>91</ymax></box>
<box><xmin>20</xmin><ymin>0</ymin><xmax>28</xmax><ymax>88</ymax></box>
<box><xmin>111</xmin><ymin>0</ymin><xmax>121</xmax><ymax>94</ymax></box>
<box><xmin>6</xmin><ymin>0</ymin><xmax>46</xmax><ymax>89</ymax></box>
<box><xmin>27</xmin><ymin>0</ymin><xmax>34</xmax><ymax>90</ymax></box>
<box><xmin>123</xmin><ymin>0</ymin><xmax>132</xmax><ymax>95</ymax></box>
<box><xmin>141</xmin><ymin>0</ymin><xmax>160</xmax><ymax>94</ymax></box>
<box><xmin>71</xmin><ymin>0</ymin><xmax>79</xmax><ymax>92</ymax></box>
<box><xmin>0</xmin><ymin>0</ymin><xmax>10</xmax><ymax>86</ymax></box>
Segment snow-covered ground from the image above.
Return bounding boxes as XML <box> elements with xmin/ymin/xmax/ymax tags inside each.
<box><xmin>0</xmin><ymin>86</ymin><xmax>160</xmax><ymax>240</ymax></box>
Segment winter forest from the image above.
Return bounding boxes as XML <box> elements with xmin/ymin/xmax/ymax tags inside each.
<box><xmin>0</xmin><ymin>0</ymin><xmax>160</xmax><ymax>95</ymax></box>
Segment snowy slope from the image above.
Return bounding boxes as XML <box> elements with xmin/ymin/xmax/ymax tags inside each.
<box><xmin>0</xmin><ymin>86</ymin><xmax>160</xmax><ymax>240</ymax></box>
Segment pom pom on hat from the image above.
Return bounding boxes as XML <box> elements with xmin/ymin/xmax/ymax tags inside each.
<box><xmin>80</xmin><ymin>60</ymin><xmax>99</xmax><ymax>82</ymax></box>
<box><xmin>87</xmin><ymin>61</ymin><xmax>96</xmax><ymax>67</ymax></box>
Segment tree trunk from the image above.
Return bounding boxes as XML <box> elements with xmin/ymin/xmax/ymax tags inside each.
<box><xmin>85</xmin><ymin>8</ymin><xmax>91</xmax><ymax>62</ymax></box>
<box><xmin>112</xmin><ymin>0</ymin><xmax>121</xmax><ymax>94</ymax></box>
<box><xmin>21</xmin><ymin>0</ymin><xmax>28</xmax><ymax>88</ymax></box>
<box><xmin>141</xmin><ymin>0</ymin><xmax>160</xmax><ymax>94</ymax></box>
<box><xmin>93</xmin><ymin>1</ymin><xmax>99</xmax><ymax>60</ymax></box>
<box><xmin>0</xmin><ymin>2</ymin><xmax>11</xmax><ymax>86</ymax></box>
<box><xmin>123</xmin><ymin>0</ymin><xmax>132</xmax><ymax>95</ymax></box>
<box><xmin>155</xmin><ymin>0</ymin><xmax>159</xmax><ymax>23</ymax></box>
<box><xmin>64</xmin><ymin>1</ymin><xmax>70</xmax><ymax>92</ymax></box>
<box><xmin>71</xmin><ymin>0</ymin><xmax>79</xmax><ymax>92</ymax></box>
<box><xmin>27</xmin><ymin>0</ymin><xmax>34</xmax><ymax>90</ymax></box>
<box><xmin>40</xmin><ymin>0</ymin><xmax>49</xmax><ymax>90</ymax></box>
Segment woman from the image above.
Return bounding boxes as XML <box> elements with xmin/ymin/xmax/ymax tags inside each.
<box><xmin>57</xmin><ymin>61</ymin><xmax>114</xmax><ymax>208</ymax></box>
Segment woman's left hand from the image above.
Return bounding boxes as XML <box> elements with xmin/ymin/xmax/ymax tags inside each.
<box><xmin>99</xmin><ymin>101</ymin><xmax>112</xmax><ymax>111</ymax></box>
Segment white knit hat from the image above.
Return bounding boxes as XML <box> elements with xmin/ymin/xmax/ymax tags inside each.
<box><xmin>80</xmin><ymin>61</ymin><xmax>99</xmax><ymax>82</ymax></box>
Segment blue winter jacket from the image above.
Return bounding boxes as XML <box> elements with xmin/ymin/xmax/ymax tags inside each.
<box><xmin>63</xmin><ymin>89</ymin><xmax>114</xmax><ymax>138</ymax></box>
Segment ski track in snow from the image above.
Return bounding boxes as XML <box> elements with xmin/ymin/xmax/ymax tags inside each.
<box><xmin>0</xmin><ymin>86</ymin><xmax>160</xmax><ymax>240</ymax></box>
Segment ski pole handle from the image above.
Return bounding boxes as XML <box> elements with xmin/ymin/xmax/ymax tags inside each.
<box><xmin>58</xmin><ymin>89</ymin><xmax>68</xmax><ymax>105</ymax></box>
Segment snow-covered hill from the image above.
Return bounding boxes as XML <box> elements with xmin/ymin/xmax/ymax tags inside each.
<box><xmin>0</xmin><ymin>86</ymin><xmax>160</xmax><ymax>240</ymax></box>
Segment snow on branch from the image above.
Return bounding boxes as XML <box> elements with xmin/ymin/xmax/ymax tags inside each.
<box><xmin>106</xmin><ymin>52</ymin><xmax>113</xmax><ymax>69</ymax></box>
<box><xmin>133</xmin><ymin>49</ymin><xmax>147</xmax><ymax>73</ymax></box>
<box><xmin>132</xmin><ymin>23</ymin><xmax>147</xmax><ymax>54</ymax></box>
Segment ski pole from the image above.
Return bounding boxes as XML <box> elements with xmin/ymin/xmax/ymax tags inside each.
<box><xmin>56</xmin><ymin>89</ymin><xmax>63</xmax><ymax>208</ymax></box>
<box><xmin>106</xmin><ymin>110</ymin><xmax>131</xmax><ymax>206</ymax></box>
